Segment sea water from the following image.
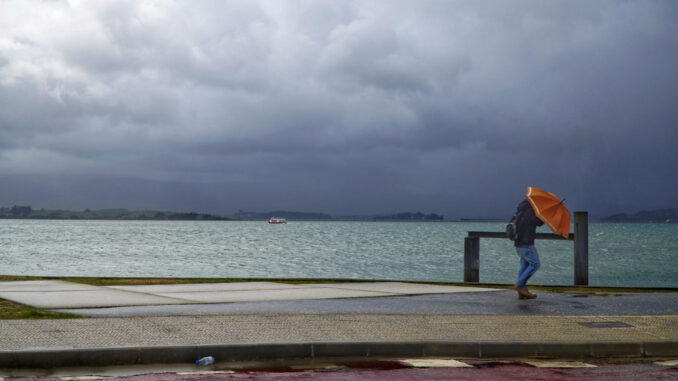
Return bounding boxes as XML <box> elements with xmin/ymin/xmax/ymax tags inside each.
<box><xmin>0</xmin><ymin>220</ymin><xmax>676</xmax><ymax>287</ymax></box>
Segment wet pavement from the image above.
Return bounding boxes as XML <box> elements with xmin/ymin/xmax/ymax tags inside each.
<box><xmin>1</xmin><ymin>280</ymin><xmax>675</xmax><ymax>318</ymax></box>
<box><xmin>0</xmin><ymin>280</ymin><xmax>676</xmax><ymax>370</ymax></box>
<box><xmin>56</xmin><ymin>288</ymin><xmax>678</xmax><ymax>317</ymax></box>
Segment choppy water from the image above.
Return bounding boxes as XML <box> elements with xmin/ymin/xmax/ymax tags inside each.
<box><xmin>0</xmin><ymin>220</ymin><xmax>676</xmax><ymax>287</ymax></box>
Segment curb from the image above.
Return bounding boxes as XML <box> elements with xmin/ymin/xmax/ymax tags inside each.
<box><xmin>1</xmin><ymin>341</ymin><xmax>677</xmax><ymax>368</ymax></box>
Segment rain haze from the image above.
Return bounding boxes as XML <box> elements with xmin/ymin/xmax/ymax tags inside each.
<box><xmin>1</xmin><ymin>0</ymin><xmax>677</xmax><ymax>219</ymax></box>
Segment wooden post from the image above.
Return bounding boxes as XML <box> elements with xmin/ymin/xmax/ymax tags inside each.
<box><xmin>574</xmin><ymin>211</ymin><xmax>589</xmax><ymax>286</ymax></box>
<box><xmin>464</xmin><ymin>236</ymin><xmax>480</xmax><ymax>283</ymax></box>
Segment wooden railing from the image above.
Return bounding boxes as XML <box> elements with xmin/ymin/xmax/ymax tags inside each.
<box><xmin>464</xmin><ymin>211</ymin><xmax>589</xmax><ymax>285</ymax></box>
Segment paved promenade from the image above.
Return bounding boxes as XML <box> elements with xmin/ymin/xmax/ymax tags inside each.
<box><xmin>0</xmin><ymin>280</ymin><xmax>676</xmax><ymax>368</ymax></box>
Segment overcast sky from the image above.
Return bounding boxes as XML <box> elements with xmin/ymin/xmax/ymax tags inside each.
<box><xmin>1</xmin><ymin>0</ymin><xmax>677</xmax><ymax>218</ymax></box>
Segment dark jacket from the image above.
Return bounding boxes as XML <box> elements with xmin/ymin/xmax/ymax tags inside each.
<box><xmin>514</xmin><ymin>199</ymin><xmax>544</xmax><ymax>247</ymax></box>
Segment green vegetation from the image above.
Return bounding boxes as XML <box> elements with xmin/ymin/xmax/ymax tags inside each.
<box><xmin>0</xmin><ymin>276</ymin><xmax>374</xmax><ymax>287</ymax></box>
<box><xmin>1</xmin><ymin>275</ymin><xmax>674</xmax><ymax>292</ymax></box>
<box><xmin>0</xmin><ymin>299</ymin><xmax>80</xmax><ymax>319</ymax></box>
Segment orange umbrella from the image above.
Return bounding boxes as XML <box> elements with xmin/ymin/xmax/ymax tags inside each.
<box><xmin>525</xmin><ymin>186</ymin><xmax>571</xmax><ymax>239</ymax></box>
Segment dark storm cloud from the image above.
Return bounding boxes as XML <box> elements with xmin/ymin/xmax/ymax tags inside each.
<box><xmin>1</xmin><ymin>0</ymin><xmax>677</xmax><ymax>217</ymax></box>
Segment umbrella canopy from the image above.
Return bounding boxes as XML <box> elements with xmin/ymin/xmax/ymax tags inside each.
<box><xmin>525</xmin><ymin>186</ymin><xmax>571</xmax><ymax>239</ymax></box>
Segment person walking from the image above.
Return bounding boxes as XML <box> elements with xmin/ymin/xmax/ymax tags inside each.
<box><xmin>511</xmin><ymin>198</ymin><xmax>544</xmax><ymax>299</ymax></box>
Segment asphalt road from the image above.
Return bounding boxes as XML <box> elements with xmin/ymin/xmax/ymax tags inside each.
<box><xmin>2</xmin><ymin>359</ymin><xmax>677</xmax><ymax>381</ymax></box>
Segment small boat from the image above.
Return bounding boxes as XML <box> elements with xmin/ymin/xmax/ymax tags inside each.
<box><xmin>268</xmin><ymin>217</ymin><xmax>287</xmax><ymax>224</ymax></box>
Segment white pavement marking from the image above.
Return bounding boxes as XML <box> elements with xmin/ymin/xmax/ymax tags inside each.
<box><xmin>176</xmin><ymin>371</ymin><xmax>235</xmax><ymax>375</ymax></box>
<box><xmin>59</xmin><ymin>377</ymin><xmax>109</xmax><ymax>380</ymax></box>
<box><xmin>400</xmin><ymin>359</ymin><xmax>472</xmax><ymax>367</ymax></box>
<box><xmin>656</xmin><ymin>359</ymin><xmax>678</xmax><ymax>366</ymax></box>
<box><xmin>526</xmin><ymin>361</ymin><xmax>597</xmax><ymax>368</ymax></box>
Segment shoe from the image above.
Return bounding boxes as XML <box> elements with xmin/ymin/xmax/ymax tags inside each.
<box><xmin>523</xmin><ymin>287</ymin><xmax>537</xmax><ymax>299</ymax></box>
<box><xmin>513</xmin><ymin>285</ymin><xmax>527</xmax><ymax>299</ymax></box>
<box><xmin>514</xmin><ymin>286</ymin><xmax>537</xmax><ymax>299</ymax></box>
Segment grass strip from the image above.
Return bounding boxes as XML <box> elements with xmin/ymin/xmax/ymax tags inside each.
<box><xmin>0</xmin><ymin>299</ymin><xmax>80</xmax><ymax>319</ymax></box>
<box><xmin>1</xmin><ymin>274</ymin><xmax>676</xmax><ymax>291</ymax></box>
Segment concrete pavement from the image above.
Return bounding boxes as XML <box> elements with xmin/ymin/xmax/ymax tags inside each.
<box><xmin>0</xmin><ymin>280</ymin><xmax>676</xmax><ymax>369</ymax></box>
<box><xmin>54</xmin><ymin>285</ymin><xmax>678</xmax><ymax>317</ymax></box>
<box><xmin>0</xmin><ymin>280</ymin><xmax>499</xmax><ymax>309</ymax></box>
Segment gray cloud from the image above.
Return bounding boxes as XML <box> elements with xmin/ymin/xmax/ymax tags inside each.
<box><xmin>1</xmin><ymin>0</ymin><xmax>677</xmax><ymax>217</ymax></box>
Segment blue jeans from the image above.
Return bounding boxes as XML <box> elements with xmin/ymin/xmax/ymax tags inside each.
<box><xmin>515</xmin><ymin>245</ymin><xmax>540</xmax><ymax>288</ymax></box>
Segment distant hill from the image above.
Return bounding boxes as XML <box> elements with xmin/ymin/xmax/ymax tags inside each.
<box><xmin>0</xmin><ymin>205</ymin><xmax>444</xmax><ymax>222</ymax></box>
<box><xmin>233</xmin><ymin>210</ymin><xmax>444</xmax><ymax>221</ymax></box>
<box><xmin>233</xmin><ymin>210</ymin><xmax>332</xmax><ymax>220</ymax></box>
<box><xmin>0</xmin><ymin>206</ymin><xmax>232</xmax><ymax>221</ymax></box>
<box><xmin>373</xmin><ymin>211</ymin><xmax>444</xmax><ymax>221</ymax></box>
<box><xmin>601</xmin><ymin>209</ymin><xmax>678</xmax><ymax>222</ymax></box>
